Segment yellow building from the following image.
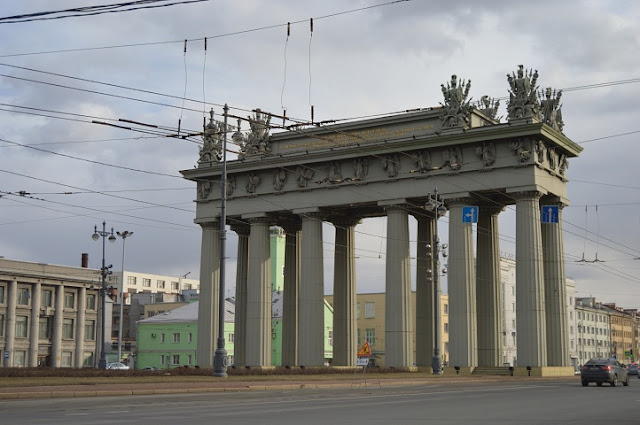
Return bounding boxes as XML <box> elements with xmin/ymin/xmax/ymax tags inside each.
<box><xmin>326</xmin><ymin>292</ymin><xmax>449</xmax><ymax>366</ymax></box>
<box><xmin>605</xmin><ymin>303</ymin><xmax>635</xmax><ymax>363</ymax></box>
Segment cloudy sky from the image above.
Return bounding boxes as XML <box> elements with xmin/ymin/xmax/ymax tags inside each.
<box><xmin>1</xmin><ymin>0</ymin><xmax>639</xmax><ymax>307</ymax></box>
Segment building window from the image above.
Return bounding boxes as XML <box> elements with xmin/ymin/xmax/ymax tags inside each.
<box><xmin>187</xmin><ymin>354</ymin><xmax>193</xmax><ymax>365</ymax></box>
<box><xmin>143</xmin><ymin>278</ymin><xmax>151</xmax><ymax>287</ymax></box>
<box><xmin>444</xmin><ymin>323</ymin><xmax>449</xmax><ymax>334</ymax></box>
<box><xmin>512</xmin><ymin>303</ymin><xmax>515</xmax><ymax>311</ymax></box>
<box><xmin>227</xmin><ymin>333</ymin><xmax>232</xmax><ymax>343</ymax></box>
<box><xmin>83</xmin><ymin>352</ymin><xmax>94</xmax><ymax>367</ymax></box>
<box><xmin>185</xmin><ymin>284</ymin><xmax>192</xmax><ymax>290</ymax></box>
<box><xmin>64</xmin><ymin>292</ymin><xmax>75</xmax><ymax>309</ymax></box>
<box><xmin>512</xmin><ymin>319</ymin><xmax>516</xmax><ymax>329</ymax></box>
<box><xmin>63</xmin><ymin>318</ymin><xmax>74</xmax><ymax>339</ymax></box>
<box><xmin>364</xmin><ymin>302</ymin><xmax>375</xmax><ymax>319</ymax></box>
<box><xmin>0</xmin><ymin>285</ymin><xmax>5</xmax><ymax>304</ymax></box>
<box><xmin>41</xmin><ymin>289</ymin><xmax>53</xmax><ymax>308</ymax></box>
<box><xmin>157</xmin><ymin>280</ymin><xmax>165</xmax><ymax>289</ymax></box>
<box><xmin>39</xmin><ymin>317</ymin><xmax>51</xmax><ymax>339</ymax></box>
<box><xmin>14</xmin><ymin>351</ymin><xmax>26</xmax><ymax>367</ymax></box>
<box><xmin>16</xmin><ymin>316</ymin><xmax>28</xmax><ymax>338</ymax></box>
<box><xmin>365</xmin><ymin>328</ymin><xmax>376</xmax><ymax>345</ymax></box>
<box><xmin>171</xmin><ymin>281</ymin><xmax>179</xmax><ymax>290</ymax></box>
<box><xmin>127</xmin><ymin>276</ymin><xmax>137</xmax><ymax>286</ymax></box>
<box><xmin>62</xmin><ymin>352</ymin><xmax>73</xmax><ymax>367</ymax></box>
<box><xmin>86</xmin><ymin>294</ymin><xmax>96</xmax><ymax>310</ymax></box>
<box><xmin>0</xmin><ymin>313</ymin><xmax>4</xmax><ymax>337</ymax></box>
<box><xmin>444</xmin><ymin>304</ymin><xmax>449</xmax><ymax>314</ymax></box>
<box><xmin>173</xmin><ymin>333</ymin><xmax>180</xmax><ymax>343</ymax></box>
<box><xmin>357</xmin><ymin>302</ymin><xmax>361</xmax><ymax>319</ymax></box>
<box><xmin>511</xmin><ymin>286</ymin><xmax>515</xmax><ymax>295</ymax></box>
<box><xmin>18</xmin><ymin>288</ymin><xmax>30</xmax><ymax>305</ymax></box>
<box><xmin>172</xmin><ymin>355</ymin><xmax>180</xmax><ymax>365</ymax></box>
<box><xmin>85</xmin><ymin>320</ymin><xmax>96</xmax><ymax>341</ymax></box>
<box><xmin>161</xmin><ymin>333</ymin><xmax>165</xmax><ymax>343</ymax></box>
<box><xmin>357</xmin><ymin>328</ymin><xmax>361</xmax><ymax>344</ymax></box>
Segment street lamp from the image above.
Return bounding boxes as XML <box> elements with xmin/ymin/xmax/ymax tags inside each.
<box><xmin>92</xmin><ymin>222</ymin><xmax>116</xmax><ymax>369</ymax></box>
<box><xmin>116</xmin><ymin>230</ymin><xmax>133</xmax><ymax>364</ymax></box>
<box><xmin>424</xmin><ymin>188</ymin><xmax>448</xmax><ymax>375</ymax></box>
<box><xmin>212</xmin><ymin>105</ymin><xmax>230</xmax><ymax>378</ymax></box>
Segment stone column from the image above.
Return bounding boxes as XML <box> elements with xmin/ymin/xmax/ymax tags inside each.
<box><xmin>245</xmin><ymin>215</ymin><xmax>272</xmax><ymax>367</ymax></box>
<box><xmin>384</xmin><ymin>204</ymin><xmax>413</xmax><ymax>367</ymax></box>
<box><xmin>447</xmin><ymin>197</ymin><xmax>478</xmax><ymax>368</ymax></box>
<box><xmin>51</xmin><ymin>284</ymin><xmax>64</xmax><ymax>368</ymax></box>
<box><xmin>415</xmin><ymin>214</ymin><xmax>435</xmax><ymax>368</ymax></box>
<box><xmin>281</xmin><ymin>219</ymin><xmax>301</xmax><ymax>367</ymax></box>
<box><xmin>514</xmin><ymin>191</ymin><xmax>547</xmax><ymax>367</ymax></box>
<box><xmin>298</xmin><ymin>210</ymin><xmax>325</xmax><ymax>367</ymax></box>
<box><xmin>29</xmin><ymin>282</ymin><xmax>42</xmax><ymax>367</ymax></box>
<box><xmin>542</xmin><ymin>202</ymin><xmax>570</xmax><ymax>366</ymax></box>
<box><xmin>331</xmin><ymin>216</ymin><xmax>359</xmax><ymax>366</ymax></box>
<box><xmin>4</xmin><ymin>279</ymin><xmax>17</xmax><ymax>367</ymax></box>
<box><xmin>75</xmin><ymin>286</ymin><xmax>87</xmax><ymax>368</ymax></box>
<box><xmin>231</xmin><ymin>223</ymin><xmax>250</xmax><ymax>368</ymax></box>
<box><xmin>197</xmin><ymin>221</ymin><xmax>220</xmax><ymax>368</ymax></box>
<box><xmin>476</xmin><ymin>206</ymin><xmax>503</xmax><ymax>367</ymax></box>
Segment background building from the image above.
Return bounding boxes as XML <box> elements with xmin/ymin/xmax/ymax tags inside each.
<box><xmin>0</xmin><ymin>257</ymin><xmax>105</xmax><ymax>368</ymax></box>
<box><xmin>136</xmin><ymin>300</ymin><xmax>234</xmax><ymax>369</ymax></box>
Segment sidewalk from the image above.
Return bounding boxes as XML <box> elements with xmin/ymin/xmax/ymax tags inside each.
<box><xmin>0</xmin><ymin>374</ymin><xmax>577</xmax><ymax>400</ymax></box>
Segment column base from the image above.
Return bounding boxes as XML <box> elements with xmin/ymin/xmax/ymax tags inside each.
<box><xmin>442</xmin><ymin>366</ymin><xmax>475</xmax><ymax>376</ymax></box>
<box><xmin>512</xmin><ymin>366</ymin><xmax>575</xmax><ymax>377</ymax></box>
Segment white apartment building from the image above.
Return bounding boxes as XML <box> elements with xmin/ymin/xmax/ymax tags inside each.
<box><xmin>501</xmin><ymin>256</ymin><xmax>517</xmax><ymax>366</ymax></box>
<box><xmin>109</xmin><ymin>271</ymin><xmax>199</xmax><ymax>304</ymax></box>
<box><xmin>501</xmin><ymin>257</ymin><xmax>576</xmax><ymax>367</ymax></box>
<box><xmin>575</xmin><ymin>297</ymin><xmax>611</xmax><ymax>366</ymax></box>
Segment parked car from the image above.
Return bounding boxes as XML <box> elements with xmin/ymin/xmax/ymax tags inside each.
<box><xmin>626</xmin><ymin>363</ymin><xmax>638</xmax><ymax>376</ymax></box>
<box><xmin>106</xmin><ymin>362</ymin><xmax>130</xmax><ymax>370</ymax></box>
<box><xmin>581</xmin><ymin>358</ymin><xmax>629</xmax><ymax>387</ymax></box>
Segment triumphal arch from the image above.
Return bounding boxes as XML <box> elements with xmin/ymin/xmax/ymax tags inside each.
<box><xmin>181</xmin><ymin>65</ymin><xmax>581</xmax><ymax>373</ymax></box>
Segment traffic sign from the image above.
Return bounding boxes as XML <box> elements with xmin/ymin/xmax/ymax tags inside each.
<box><xmin>541</xmin><ymin>205</ymin><xmax>559</xmax><ymax>223</ymax></box>
<box><xmin>4</xmin><ymin>350</ymin><xmax>9</xmax><ymax>360</ymax></box>
<box><xmin>356</xmin><ymin>357</ymin><xmax>370</xmax><ymax>366</ymax></box>
<box><xmin>357</xmin><ymin>341</ymin><xmax>372</xmax><ymax>357</ymax></box>
<box><xmin>462</xmin><ymin>206</ymin><xmax>478</xmax><ymax>223</ymax></box>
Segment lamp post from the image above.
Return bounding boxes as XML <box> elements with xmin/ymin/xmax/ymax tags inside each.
<box><xmin>424</xmin><ymin>188</ymin><xmax>448</xmax><ymax>375</ymax></box>
<box><xmin>213</xmin><ymin>104</ymin><xmax>229</xmax><ymax>378</ymax></box>
<box><xmin>116</xmin><ymin>230</ymin><xmax>133</xmax><ymax>364</ymax></box>
<box><xmin>92</xmin><ymin>222</ymin><xmax>116</xmax><ymax>369</ymax></box>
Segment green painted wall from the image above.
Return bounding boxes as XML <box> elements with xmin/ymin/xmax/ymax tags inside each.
<box><xmin>270</xmin><ymin>227</ymin><xmax>285</xmax><ymax>292</ymax></box>
<box><xmin>137</xmin><ymin>321</ymin><xmax>235</xmax><ymax>369</ymax></box>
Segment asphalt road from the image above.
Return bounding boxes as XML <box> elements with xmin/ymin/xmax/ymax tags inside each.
<box><xmin>1</xmin><ymin>378</ymin><xmax>639</xmax><ymax>424</ymax></box>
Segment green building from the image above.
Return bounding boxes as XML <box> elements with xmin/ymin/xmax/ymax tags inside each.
<box><xmin>136</xmin><ymin>300</ymin><xmax>235</xmax><ymax>369</ymax></box>
<box><xmin>136</xmin><ymin>228</ymin><xmax>333</xmax><ymax>368</ymax></box>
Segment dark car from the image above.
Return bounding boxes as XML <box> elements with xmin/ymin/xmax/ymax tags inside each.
<box><xmin>627</xmin><ymin>363</ymin><xmax>638</xmax><ymax>376</ymax></box>
<box><xmin>581</xmin><ymin>358</ymin><xmax>629</xmax><ymax>387</ymax></box>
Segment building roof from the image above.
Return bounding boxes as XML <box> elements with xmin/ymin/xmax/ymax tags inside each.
<box><xmin>138</xmin><ymin>300</ymin><xmax>235</xmax><ymax>324</ymax></box>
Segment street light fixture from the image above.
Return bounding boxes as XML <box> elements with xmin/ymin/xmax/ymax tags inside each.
<box><xmin>92</xmin><ymin>222</ymin><xmax>116</xmax><ymax>369</ymax></box>
<box><xmin>116</xmin><ymin>230</ymin><xmax>133</xmax><ymax>364</ymax></box>
<box><xmin>424</xmin><ymin>188</ymin><xmax>448</xmax><ymax>375</ymax></box>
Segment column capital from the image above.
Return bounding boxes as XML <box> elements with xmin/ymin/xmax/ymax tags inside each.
<box><xmin>230</xmin><ymin>222</ymin><xmax>250</xmax><ymax>236</ymax></box>
<box><xmin>327</xmin><ymin>215</ymin><xmax>361</xmax><ymax>228</ymax></box>
<box><xmin>199</xmin><ymin>220</ymin><xmax>219</xmax><ymax>230</ymax></box>
<box><xmin>478</xmin><ymin>205</ymin><xmax>506</xmax><ymax>215</ymax></box>
<box><xmin>510</xmin><ymin>190</ymin><xmax>543</xmax><ymax>201</ymax></box>
<box><xmin>279</xmin><ymin>217</ymin><xmax>302</xmax><ymax>234</ymax></box>
<box><xmin>444</xmin><ymin>197</ymin><xmax>472</xmax><ymax>208</ymax></box>
<box><xmin>245</xmin><ymin>215</ymin><xmax>271</xmax><ymax>225</ymax></box>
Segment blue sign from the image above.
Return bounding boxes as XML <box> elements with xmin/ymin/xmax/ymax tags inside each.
<box><xmin>462</xmin><ymin>206</ymin><xmax>478</xmax><ymax>223</ymax></box>
<box><xmin>3</xmin><ymin>351</ymin><xmax>8</xmax><ymax>359</ymax></box>
<box><xmin>541</xmin><ymin>205</ymin><xmax>559</xmax><ymax>223</ymax></box>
